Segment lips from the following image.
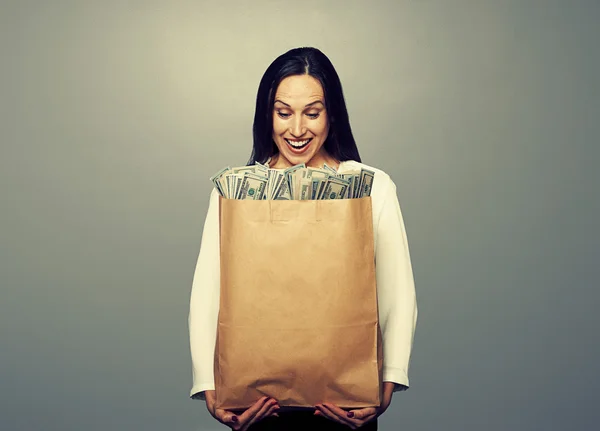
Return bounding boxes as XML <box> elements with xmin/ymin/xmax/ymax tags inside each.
<box><xmin>285</xmin><ymin>138</ymin><xmax>312</xmax><ymax>149</ymax></box>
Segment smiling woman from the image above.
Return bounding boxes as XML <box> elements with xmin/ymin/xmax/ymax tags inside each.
<box><xmin>247</xmin><ymin>47</ymin><xmax>362</xmax><ymax>171</ymax></box>
<box><xmin>189</xmin><ymin>47</ymin><xmax>418</xmax><ymax>431</ymax></box>
<box><xmin>270</xmin><ymin>75</ymin><xmax>330</xmax><ymax>163</ymax></box>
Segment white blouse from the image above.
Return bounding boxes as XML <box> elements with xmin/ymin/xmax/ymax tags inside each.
<box><xmin>189</xmin><ymin>160</ymin><xmax>418</xmax><ymax>400</ymax></box>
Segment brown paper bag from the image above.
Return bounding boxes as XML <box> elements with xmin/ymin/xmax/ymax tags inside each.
<box><xmin>215</xmin><ymin>196</ymin><xmax>383</xmax><ymax>412</ymax></box>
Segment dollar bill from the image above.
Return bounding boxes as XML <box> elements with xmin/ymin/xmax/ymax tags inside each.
<box><xmin>275</xmin><ymin>178</ymin><xmax>291</xmax><ymax>200</ymax></box>
<box><xmin>272</xmin><ymin>172</ymin><xmax>286</xmax><ymax>199</ymax></box>
<box><xmin>231</xmin><ymin>166</ymin><xmax>257</xmax><ymax>175</ymax></box>
<box><xmin>253</xmin><ymin>163</ymin><xmax>269</xmax><ymax>179</ymax></box>
<box><xmin>266</xmin><ymin>169</ymin><xmax>274</xmax><ymax>198</ymax></box>
<box><xmin>283</xmin><ymin>164</ymin><xmax>305</xmax><ymax>199</ymax></box>
<box><xmin>227</xmin><ymin>174</ymin><xmax>233</xmax><ymax>198</ymax></box>
<box><xmin>237</xmin><ymin>172</ymin><xmax>267</xmax><ymax>200</ymax></box>
<box><xmin>359</xmin><ymin>169</ymin><xmax>375</xmax><ymax>197</ymax></box>
<box><xmin>226</xmin><ymin>174</ymin><xmax>232</xmax><ymax>198</ymax></box>
<box><xmin>255</xmin><ymin>161</ymin><xmax>269</xmax><ymax>171</ymax></box>
<box><xmin>306</xmin><ymin>167</ymin><xmax>330</xmax><ymax>180</ymax></box>
<box><xmin>294</xmin><ymin>169</ymin><xmax>308</xmax><ymax>200</ymax></box>
<box><xmin>229</xmin><ymin>174</ymin><xmax>244</xmax><ymax>199</ymax></box>
<box><xmin>210</xmin><ymin>166</ymin><xmax>231</xmax><ymax>197</ymax></box>
<box><xmin>341</xmin><ymin>173</ymin><xmax>356</xmax><ymax>198</ymax></box>
<box><xmin>267</xmin><ymin>169</ymin><xmax>282</xmax><ymax>199</ymax></box>
<box><xmin>273</xmin><ymin>172</ymin><xmax>285</xmax><ymax>198</ymax></box>
<box><xmin>323</xmin><ymin>163</ymin><xmax>338</xmax><ymax>175</ymax></box>
<box><xmin>311</xmin><ymin>178</ymin><xmax>323</xmax><ymax>199</ymax></box>
<box><xmin>322</xmin><ymin>176</ymin><xmax>350</xmax><ymax>200</ymax></box>
<box><xmin>300</xmin><ymin>178</ymin><xmax>312</xmax><ymax>200</ymax></box>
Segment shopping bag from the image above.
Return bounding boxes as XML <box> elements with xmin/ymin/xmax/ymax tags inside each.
<box><xmin>214</xmin><ymin>195</ymin><xmax>383</xmax><ymax>412</ymax></box>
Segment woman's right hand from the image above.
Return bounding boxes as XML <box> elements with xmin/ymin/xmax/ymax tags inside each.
<box><xmin>204</xmin><ymin>390</ymin><xmax>280</xmax><ymax>430</ymax></box>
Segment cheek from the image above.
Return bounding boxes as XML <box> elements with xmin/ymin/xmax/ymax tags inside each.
<box><xmin>272</xmin><ymin>117</ymin><xmax>285</xmax><ymax>136</ymax></box>
<box><xmin>315</xmin><ymin>118</ymin><xmax>329</xmax><ymax>137</ymax></box>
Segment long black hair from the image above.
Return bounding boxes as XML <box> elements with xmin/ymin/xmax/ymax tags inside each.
<box><xmin>247</xmin><ymin>47</ymin><xmax>361</xmax><ymax>165</ymax></box>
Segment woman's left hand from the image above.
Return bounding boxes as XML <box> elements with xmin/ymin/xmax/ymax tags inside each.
<box><xmin>314</xmin><ymin>382</ymin><xmax>395</xmax><ymax>429</ymax></box>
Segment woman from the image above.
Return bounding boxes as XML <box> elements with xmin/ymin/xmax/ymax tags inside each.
<box><xmin>189</xmin><ymin>47</ymin><xmax>418</xmax><ymax>430</ymax></box>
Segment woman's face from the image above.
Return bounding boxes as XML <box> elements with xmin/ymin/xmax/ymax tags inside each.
<box><xmin>271</xmin><ymin>74</ymin><xmax>330</xmax><ymax>168</ymax></box>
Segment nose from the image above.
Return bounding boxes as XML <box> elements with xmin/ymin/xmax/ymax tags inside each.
<box><xmin>289</xmin><ymin>115</ymin><xmax>307</xmax><ymax>138</ymax></box>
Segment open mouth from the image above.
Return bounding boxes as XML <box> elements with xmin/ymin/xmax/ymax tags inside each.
<box><xmin>285</xmin><ymin>138</ymin><xmax>312</xmax><ymax>149</ymax></box>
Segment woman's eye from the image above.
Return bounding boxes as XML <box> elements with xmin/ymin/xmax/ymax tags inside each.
<box><xmin>276</xmin><ymin>111</ymin><xmax>320</xmax><ymax>119</ymax></box>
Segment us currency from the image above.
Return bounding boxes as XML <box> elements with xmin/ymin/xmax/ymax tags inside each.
<box><xmin>233</xmin><ymin>174</ymin><xmax>249</xmax><ymax>198</ymax></box>
<box><xmin>323</xmin><ymin>163</ymin><xmax>338</xmax><ymax>176</ymax></box>
<box><xmin>237</xmin><ymin>173</ymin><xmax>267</xmax><ymax>200</ymax></box>
<box><xmin>231</xmin><ymin>166</ymin><xmax>257</xmax><ymax>175</ymax></box>
<box><xmin>266</xmin><ymin>169</ymin><xmax>276</xmax><ymax>199</ymax></box>
<box><xmin>229</xmin><ymin>174</ymin><xmax>245</xmax><ymax>199</ymax></box>
<box><xmin>306</xmin><ymin>167</ymin><xmax>330</xmax><ymax>180</ymax></box>
<box><xmin>275</xmin><ymin>178</ymin><xmax>291</xmax><ymax>200</ymax></box>
<box><xmin>253</xmin><ymin>163</ymin><xmax>269</xmax><ymax>178</ymax></box>
<box><xmin>348</xmin><ymin>175</ymin><xmax>358</xmax><ymax>198</ymax></box>
<box><xmin>283</xmin><ymin>164</ymin><xmax>306</xmax><ymax>199</ymax></box>
<box><xmin>269</xmin><ymin>170</ymin><xmax>287</xmax><ymax>200</ymax></box>
<box><xmin>294</xmin><ymin>170</ymin><xmax>309</xmax><ymax>200</ymax></box>
<box><xmin>224</xmin><ymin>174</ymin><xmax>232</xmax><ymax>198</ymax></box>
<box><xmin>214</xmin><ymin>165</ymin><xmax>267</xmax><ymax>198</ymax></box>
<box><xmin>358</xmin><ymin>169</ymin><xmax>375</xmax><ymax>198</ymax></box>
<box><xmin>300</xmin><ymin>178</ymin><xmax>312</xmax><ymax>200</ymax></box>
<box><xmin>211</xmin><ymin>163</ymin><xmax>374</xmax><ymax>199</ymax></box>
<box><xmin>210</xmin><ymin>166</ymin><xmax>230</xmax><ymax>197</ymax></box>
<box><xmin>269</xmin><ymin>170</ymin><xmax>285</xmax><ymax>199</ymax></box>
<box><xmin>316</xmin><ymin>178</ymin><xmax>329</xmax><ymax>199</ymax></box>
<box><xmin>311</xmin><ymin>178</ymin><xmax>325</xmax><ymax>199</ymax></box>
<box><xmin>322</xmin><ymin>176</ymin><xmax>350</xmax><ymax>200</ymax></box>
<box><xmin>341</xmin><ymin>173</ymin><xmax>357</xmax><ymax>198</ymax></box>
<box><xmin>352</xmin><ymin>173</ymin><xmax>361</xmax><ymax>197</ymax></box>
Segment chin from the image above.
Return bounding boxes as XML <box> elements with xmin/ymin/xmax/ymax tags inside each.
<box><xmin>288</xmin><ymin>151</ymin><xmax>316</xmax><ymax>164</ymax></box>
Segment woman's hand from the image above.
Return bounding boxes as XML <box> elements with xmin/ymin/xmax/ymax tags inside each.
<box><xmin>204</xmin><ymin>390</ymin><xmax>280</xmax><ymax>430</ymax></box>
<box><xmin>314</xmin><ymin>382</ymin><xmax>395</xmax><ymax>429</ymax></box>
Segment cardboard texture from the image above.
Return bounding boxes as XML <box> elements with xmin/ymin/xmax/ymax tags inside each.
<box><xmin>215</xmin><ymin>196</ymin><xmax>382</xmax><ymax>412</ymax></box>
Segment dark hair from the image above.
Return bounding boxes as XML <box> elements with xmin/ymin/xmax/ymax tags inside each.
<box><xmin>247</xmin><ymin>47</ymin><xmax>361</xmax><ymax>165</ymax></box>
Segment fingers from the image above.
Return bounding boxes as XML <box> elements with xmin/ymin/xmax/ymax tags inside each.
<box><xmin>243</xmin><ymin>398</ymin><xmax>280</xmax><ymax>430</ymax></box>
<box><xmin>240</xmin><ymin>396</ymin><xmax>273</xmax><ymax>422</ymax></box>
<box><xmin>346</xmin><ymin>406</ymin><xmax>378</xmax><ymax>420</ymax></box>
<box><xmin>235</xmin><ymin>396</ymin><xmax>277</xmax><ymax>430</ymax></box>
<box><xmin>214</xmin><ymin>408</ymin><xmax>238</xmax><ymax>427</ymax></box>
<box><xmin>214</xmin><ymin>396</ymin><xmax>280</xmax><ymax>430</ymax></box>
<box><xmin>316</xmin><ymin>403</ymin><xmax>378</xmax><ymax>429</ymax></box>
<box><xmin>316</xmin><ymin>404</ymin><xmax>357</xmax><ymax>429</ymax></box>
<box><xmin>266</xmin><ymin>402</ymin><xmax>280</xmax><ymax>417</ymax></box>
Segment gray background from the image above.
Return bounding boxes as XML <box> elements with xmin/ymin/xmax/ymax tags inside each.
<box><xmin>1</xmin><ymin>1</ymin><xmax>598</xmax><ymax>430</ymax></box>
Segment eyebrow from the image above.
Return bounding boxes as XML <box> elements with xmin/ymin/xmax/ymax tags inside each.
<box><xmin>274</xmin><ymin>99</ymin><xmax>324</xmax><ymax>108</ymax></box>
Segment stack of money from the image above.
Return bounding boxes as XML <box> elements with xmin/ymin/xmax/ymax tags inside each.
<box><xmin>210</xmin><ymin>162</ymin><xmax>375</xmax><ymax>200</ymax></box>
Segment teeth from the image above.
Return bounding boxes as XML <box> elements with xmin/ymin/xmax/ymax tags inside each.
<box><xmin>286</xmin><ymin>139</ymin><xmax>310</xmax><ymax>147</ymax></box>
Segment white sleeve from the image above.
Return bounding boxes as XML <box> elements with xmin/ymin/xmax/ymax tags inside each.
<box><xmin>188</xmin><ymin>188</ymin><xmax>220</xmax><ymax>400</ymax></box>
<box><xmin>376</xmin><ymin>178</ymin><xmax>418</xmax><ymax>392</ymax></box>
